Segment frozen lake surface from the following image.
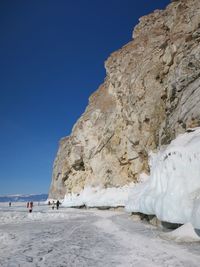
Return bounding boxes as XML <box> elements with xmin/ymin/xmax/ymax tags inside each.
<box><xmin>0</xmin><ymin>203</ymin><xmax>200</xmax><ymax>267</ymax></box>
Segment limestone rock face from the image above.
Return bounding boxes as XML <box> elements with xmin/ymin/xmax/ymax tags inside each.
<box><xmin>49</xmin><ymin>0</ymin><xmax>200</xmax><ymax>199</ymax></box>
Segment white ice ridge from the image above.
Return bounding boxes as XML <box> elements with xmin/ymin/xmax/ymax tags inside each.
<box><xmin>126</xmin><ymin>127</ymin><xmax>200</xmax><ymax>228</ymax></box>
<box><xmin>62</xmin><ymin>184</ymin><xmax>135</xmax><ymax>208</ymax></box>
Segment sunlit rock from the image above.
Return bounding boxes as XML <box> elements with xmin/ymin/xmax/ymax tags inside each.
<box><xmin>49</xmin><ymin>0</ymin><xmax>200</xmax><ymax>199</ymax></box>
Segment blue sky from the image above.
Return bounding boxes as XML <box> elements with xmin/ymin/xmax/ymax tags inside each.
<box><xmin>0</xmin><ymin>0</ymin><xmax>170</xmax><ymax>195</ymax></box>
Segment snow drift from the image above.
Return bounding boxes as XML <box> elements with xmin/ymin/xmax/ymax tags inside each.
<box><xmin>126</xmin><ymin>127</ymin><xmax>200</xmax><ymax>228</ymax></box>
<box><xmin>62</xmin><ymin>184</ymin><xmax>134</xmax><ymax>208</ymax></box>
<box><xmin>160</xmin><ymin>223</ymin><xmax>200</xmax><ymax>243</ymax></box>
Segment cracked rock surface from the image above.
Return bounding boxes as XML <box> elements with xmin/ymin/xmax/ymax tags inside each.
<box><xmin>49</xmin><ymin>0</ymin><xmax>200</xmax><ymax>198</ymax></box>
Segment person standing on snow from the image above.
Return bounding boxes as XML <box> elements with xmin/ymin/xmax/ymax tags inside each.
<box><xmin>56</xmin><ymin>200</ymin><xmax>60</xmax><ymax>210</ymax></box>
<box><xmin>29</xmin><ymin>201</ymin><xmax>33</xmax><ymax>213</ymax></box>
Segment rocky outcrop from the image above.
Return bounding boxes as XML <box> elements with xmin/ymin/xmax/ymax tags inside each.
<box><xmin>49</xmin><ymin>0</ymin><xmax>200</xmax><ymax>199</ymax></box>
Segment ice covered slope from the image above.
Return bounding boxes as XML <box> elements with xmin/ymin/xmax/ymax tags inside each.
<box><xmin>62</xmin><ymin>184</ymin><xmax>134</xmax><ymax>208</ymax></box>
<box><xmin>126</xmin><ymin>127</ymin><xmax>200</xmax><ymax>228</ymax></box>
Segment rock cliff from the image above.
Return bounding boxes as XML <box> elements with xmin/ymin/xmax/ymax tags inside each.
<box><xmin>49</xmin><ymin>0</ymin><xmax>200</xmax><ymax>199</ymax></box>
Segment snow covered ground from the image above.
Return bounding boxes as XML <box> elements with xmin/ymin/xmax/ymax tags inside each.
<box><xmin>0</xmin><ymin>203</ymin><xmax>200</xmax><ymax>267</ymax></box>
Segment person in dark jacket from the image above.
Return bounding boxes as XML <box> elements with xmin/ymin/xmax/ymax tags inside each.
<box><xmin>56</xmin><ymin>200</ymin><xmax>61</xmax><ymax>210</ymax></box>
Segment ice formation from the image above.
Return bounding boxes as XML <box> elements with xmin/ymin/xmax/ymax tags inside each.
<box><xmin>126</xmin><ymin>127</ymin><xmax>200</xmax><ymax>229</ymax></box>
<box><xmin>160</xmin><ymin>223</ymin><xmax>200</xmax><ymax>243</ymax></box>
<box><xmin>62</xmin><ymin>184</ymin><xmax>134</xmax><ymax>208</ymax></box>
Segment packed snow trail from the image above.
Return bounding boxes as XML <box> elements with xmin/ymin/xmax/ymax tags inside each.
<box><xmin>0</xmin><ymin>204</ymin><xmax>200</xmax><ymax>267</ymax></box>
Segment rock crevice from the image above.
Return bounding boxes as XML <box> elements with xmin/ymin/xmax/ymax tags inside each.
<box><xmin>49</xmin><ymin>0</ymin><xmax>200</xmax><ymax>199</ymax></box>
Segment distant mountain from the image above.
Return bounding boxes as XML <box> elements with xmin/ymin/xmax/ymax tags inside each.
<box><xmin>0</xmin><ymin>194</ymin><xmax>48</xmax><ymax>202</ymax></box>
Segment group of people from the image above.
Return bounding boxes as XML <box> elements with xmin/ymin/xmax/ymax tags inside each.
<box><xmin>8</xmin><ymin>200</ymin><xmax>61</xmax><ymax>213</ymax></box>
<box><xmin>27</xmin><ymin>201</ymin><xmax>33</xmax><ymax>213</ymax></box>
<box><xmin>48</xmin><ymin>200</ymin><xmax>61</xmax><ymax>210</ymax></box>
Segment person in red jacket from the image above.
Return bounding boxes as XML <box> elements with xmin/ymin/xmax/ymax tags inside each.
<box><xmin>29</xmin><ymin>201</ymin><xmax>33</xmax><ymax>213</ymax></box>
